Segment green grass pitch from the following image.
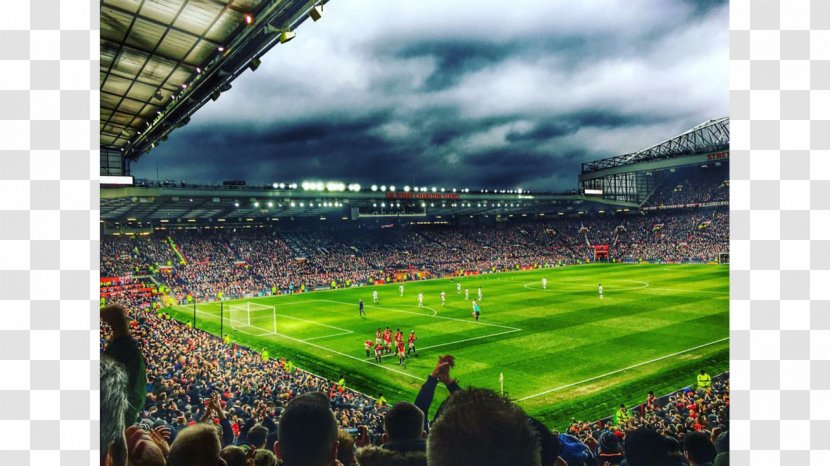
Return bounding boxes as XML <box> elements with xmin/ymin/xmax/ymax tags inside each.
<box><xmin>165</xmin><ymin>263</ymin><xmax>729</xmax><ymax>428</ymax></box>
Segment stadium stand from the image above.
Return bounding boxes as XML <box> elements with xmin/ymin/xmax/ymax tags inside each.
<box><xmin>102</xmin><ymin>208</ymin><xmax>728</xmax><ymax>302</ymax></box>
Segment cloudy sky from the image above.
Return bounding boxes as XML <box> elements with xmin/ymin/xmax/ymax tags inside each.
<box><xmin>132</xmin><ymin>0</ymin><xmax>728</xmax><ymax>191</ymax></box>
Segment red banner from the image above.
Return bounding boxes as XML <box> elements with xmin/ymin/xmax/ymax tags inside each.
<box><xmin>385</xmin><ymin>192</ymin><xmax>460</xmax><ymax>200</ymax></box>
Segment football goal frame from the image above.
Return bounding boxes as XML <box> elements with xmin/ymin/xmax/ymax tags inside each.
<box><xmin>227</xmin><ymin>302</ymin><xmax>277</xmax><ymax>337</ymax></box>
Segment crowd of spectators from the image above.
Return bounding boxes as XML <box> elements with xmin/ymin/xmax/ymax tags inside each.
<box><xmin>644</xmin><ymin>166</ymin><xmax>728</xmax><ymax>208</ymax></box>
<box><xmin>101</xmin><ymin>208</ymin><xmax>728</xmax><ymax>302</ymax></box>
<box><xmin>102</xmin><ymin>297</ymin><xmax>729</xmax><ymax>466</ymax></box>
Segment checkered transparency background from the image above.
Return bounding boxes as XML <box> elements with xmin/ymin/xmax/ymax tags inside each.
<box><xmin>0</xmin><ymin>0</ymin><xmax>100</xmax><ymax>464</ymax></box>
<box><xmin>0</xmin><ymin>0</ymin><xmax>826</xmax><ymax>464</ymax></box>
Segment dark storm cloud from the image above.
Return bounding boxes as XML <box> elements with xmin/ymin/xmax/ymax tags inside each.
<box><xmin>132</xmin><ymin>0</ymin><xmax>728</xmax><ymax>190</ymax></box>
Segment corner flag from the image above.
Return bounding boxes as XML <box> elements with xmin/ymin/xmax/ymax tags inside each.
<box><xmin>499</xmin><ymin>372</ymin><xmax>504</xmax><ymax>396</ymax></box>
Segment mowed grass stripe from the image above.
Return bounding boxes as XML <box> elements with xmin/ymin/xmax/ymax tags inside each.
<box><xmin>164</xmin><ymin>263</ymin><xmax>728</xmax><ymax>428</ymax></box>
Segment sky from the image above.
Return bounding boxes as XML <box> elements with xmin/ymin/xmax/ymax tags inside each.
<box><xmin>131</xmin><ymin>0</ymin><xmax>728</xmax><ymax>191</ymax></box>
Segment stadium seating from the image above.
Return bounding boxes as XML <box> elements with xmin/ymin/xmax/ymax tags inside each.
<box><xmin>102</xmin><ymin>208</ymin><xmax>728</xmax><ymax>302</ymax></box>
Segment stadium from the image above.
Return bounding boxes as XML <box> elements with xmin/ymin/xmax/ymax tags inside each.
<box><xmin>99</xmin><ymin>1</ymin><xmax>730</xmax><ymax>466</ymax></box>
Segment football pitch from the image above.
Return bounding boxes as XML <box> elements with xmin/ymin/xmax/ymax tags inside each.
<box><xmin>165</xmin><ymin>263</ymin><xmax>729</xmax><ymax>428</ymax></box>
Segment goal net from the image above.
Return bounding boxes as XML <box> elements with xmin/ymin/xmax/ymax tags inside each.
<box><xmin>227</xmin><ymin>302</ymin><xmax>277</xmax><ymax>336</ymax></box>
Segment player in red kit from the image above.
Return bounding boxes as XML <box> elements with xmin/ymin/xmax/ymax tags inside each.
<box><xmin>383</xmin><ymin>328</ymin><xmax>393</xmax><ymax>354</ymax></box>
<box><xmin>364</xmin><ymin>339</ymin><xmax>374</xmax><ymax>358</ymax></box>
<box><xmin>407</xmin><ymin>330</ymin><xmax>417</xmax><ymax>356</ymax></box>
<box><xmin>374</xmin><ymin>342</ymin><xmax>383</xmax><ymax>363</ymax></box>
<box><xmin>394</xmin><ymin>328</ymin><xmax>403</xmax><ymax>346</ymax></box>
<box><xmin>375</xmin><ymin>328</ymin><xmax>382</xmax><ymax>346</ymax></box>
<box><xmin>396</xmin><ymin>341</ymin><xmax>407</xmax><ymax>368</ymax></box>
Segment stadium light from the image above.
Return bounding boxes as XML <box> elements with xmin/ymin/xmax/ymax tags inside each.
<box><xmin>389</xmin><ymin>185</ymin><xmax>396</xmax><ymax>192</ymax></box>
<box><xmin>371</xmin><ymin>185</ymin><xmax>378</xmax><ymax>191</ymax></box>
<box><xmin>380</xmin><ymin>185</ymin><xmax>387</xmax><ymax>191</ymax></box>
<box><xmin>279</xmin><ymin>30</ymin><xmax>296</xmax><ymax>43</ymax></box>
<box><xmin>267</xmin><ymin>201</ymin><xmax>273</xmax><ymax>208</ymax></box>
<box><xmin>441</xmin><ymin>188</ymin><xmax>445</xmax><ymax>192</ymax></box>
<box><xmin>403</xmin><ymin>186</ymin><xmax>410</xmax><ymax>192</ymax></box>
<box><xmin>290</xmin><ymin>202</ymin><xmax>296</xmax><ymax>207</ymax></box>
<box><xmin>300</xmin><ymin>202</ymin><xmax>305</xmax><ymax>207</ymax></box>
<box><xmin>273</xmin><ymin>183</ymin><xmax>279</xmax><ymax>189</ymax></box>
<box><xmin>326</xmin><ymin>181</ymin><xmax>346</xmax><ymax>192</ymax></box>
<box><xmin>309</xmin><ymin>4</ymin><xmax>324</xmax><ymax>21</ymax></box>
<box><xmin>234</xmin><ymin>202</ymin><xmax>239</xmax><ymax>207</ymax></box>
<box><xmin>254</xmin><ymin>201</ymin><xmax>260</xmax><ymax>208</ymax></box>
<box><xmin>431</xmin><ymin>187</ymin><xmax>437</xmax><ymax>192</ymax></box>
<box><xmin>452</xmin><ymin>188</ymin><xmax>456</xmax><ymax>193</ymax></box>
<box><xmin>245</xmin><ymin>14</ymin><xmax>254</xmax><ymax>25</ymax></box>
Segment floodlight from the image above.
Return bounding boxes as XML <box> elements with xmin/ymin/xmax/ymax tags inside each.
<box><xmin>389</xmin><ymin>185</ymin><xmax>396</xmax><ymax>192</ymax></box>
<box><xmin>268</xmin><ymin>201</ymin><xmax>273</xmax><ymax>208</ymax></box>
<box><xmin>431</xmin><ymin>187</ymin><xmax>437</xmax><ymax>192</ymax></box>
<box><xmin>245</xmin><ymin>14</ymin><xmax>254</xmax><ymax>25</ymax></box>
<box><xmin>310</xmin><ymin>5</ymin><xmax>324</xmax><ymax>21</ymax></box>
<box><xmin>280</xmin><ymin>30</ymin><xmax>296</xmax><ymax>43</ymax></box>
<box><xmin>249</xmin><ymin>58</ymin><xmax>261</xmax><ymax>71</ymax></box>
<box><xmin>234</xmin><ymin>202</ymin><xmax>240</xmax><ymax>207</ymax></box>
<box><xmin>371</xmin><ymin>185</ymin><xmax>378</xmax><ymax>191</ymax></box>
<box><xmin>254</xmin><ymin>202</ymin><xmax>260</xmax><ymax>208</ymax></box>
<box><xmin>404</xmin><ymin>186</ymin><xmax>410</xmax><ymax>192</ymax></box>
<box><xmin>380</xmin><ymin>185</ymin><xmax>387</xmax><ymax>191</ymax></box>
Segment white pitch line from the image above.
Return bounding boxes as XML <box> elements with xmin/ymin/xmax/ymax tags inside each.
<box><xmin>318</xmin><ymin>299</ymin><xmax>522</xmax><ymax>331</ymax></box>
<box><xmin>516</xmin><ymin>337</ymin><xmax>730</xmax><ymax>402</ymax></box>
<box><xmin>416</xmin><ymin>328</ymin><xmax>523</xmax><ymax>352</ymax></box>
<box><xmin>303</xmin><ymin>331</ymin><xmax>354</xmax><ymax>342</ymax></box>
<box><xmin>275</xmin><ymin>313</ymin><xmax>354</xmax><ymax>333</ymax></box>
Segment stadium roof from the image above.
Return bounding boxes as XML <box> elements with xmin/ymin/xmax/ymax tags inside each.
<box><xmin>101</xmin><ymin>0</ymin><xmax>328</xmax><ymax>164</ymax></box>
<box><xmin>581</xmin><ymin>117</ymin><xmax>729</xmax><ymax>175</ymax></box>
<box><xmin>100</xmin><ymin>181</ymin><xmax>637</xmax><ymax>224</ymax></box>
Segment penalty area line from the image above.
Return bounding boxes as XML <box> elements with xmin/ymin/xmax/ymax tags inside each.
<box><xmin>516</xmin><ymin>337</ymin><xmax>730</xmax><ymax>402</ymax></box>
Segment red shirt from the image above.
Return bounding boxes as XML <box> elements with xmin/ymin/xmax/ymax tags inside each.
<box><xmin>364</xmin><ymin>340</ymin><xmax>374</xmax><ymax>349</ymax></box>
<box><xmin>408</xmin><ymin>334</ymin><xmax>416</xmax><ymax>343</ymax></box>
<box><xmin>374</xmin><ymin>344</ymin><xmax>383</xmax><ymax>353</ymax></box>
<box><xmin>397</xmin><ymin>342</ymin><xmax>405</xmax><ymax>353</ymax></box>
<box><xmin>395</xmin><ymin>332</ymin><xmax>403</xmax><ymax>343</ymax></box>
<box><xmin>384</xmin><ymin>334</ymin><xmax>392</xmax><ymax>343</ymax></box>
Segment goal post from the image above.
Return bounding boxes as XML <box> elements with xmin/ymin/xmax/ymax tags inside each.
<box><xmin>227</xmin><ymin>302</ymin><xmax>277</xmax><ymax>336</ymax></box>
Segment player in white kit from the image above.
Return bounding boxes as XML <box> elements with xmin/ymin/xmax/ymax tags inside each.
<box><xmin>417</xmin><ymin>292</ymin><xmax>424</xmax><ymax>307</ymax></box>
<box><xmin>542</xmin><ymin>278</ymin><xmax>547</xmax><ymax>290</ymax></box>
<box><xmin>373</xmin><ymin>290</ymin><xmax>379</xmax><ymax>304</ymax></box>
<box><xmin>440</xmin><ymin>291</ymin><xmax>446</xmax><ymax>306</ymax></box>
<box><xmin>465</xmin><ymin>289</ymin><xmax>469</xmax><ymax>301</ymax></box>
<box><xmin>477</xmin><ymin>287</ymin><xmax>483</xmax><ymax>301</ymax></box>
<box><xmin>598</xmin><ymin>283</ymin><xmax>604</xmax><ymax>300</ymax></box>
<box><xmin>456</xmin><ymin>282</ymin><xmax>461</xmax><ymax>294</ymax></box>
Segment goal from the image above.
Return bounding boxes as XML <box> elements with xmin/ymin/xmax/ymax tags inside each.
<box><xmin>227</xmin><ymin>302</ymin><xmax>277</xmax><ymax>336</ymax></box>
